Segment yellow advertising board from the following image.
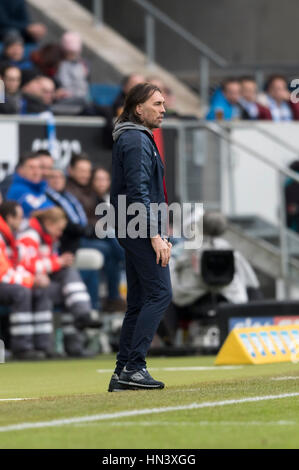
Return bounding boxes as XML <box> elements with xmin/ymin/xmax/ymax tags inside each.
<box><xmin>215</xmin><ymin>325</ymin><xmax>299</xmax><ymax>365</ymax></box>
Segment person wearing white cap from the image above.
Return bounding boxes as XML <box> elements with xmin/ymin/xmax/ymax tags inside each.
<box><xmin>55</xmin><ymin>31</ymin><xmax>89</xmax><ymax>104</ymax></box>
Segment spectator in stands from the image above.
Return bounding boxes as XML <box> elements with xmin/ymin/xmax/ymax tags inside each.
<box><xmin>206</xmin><ymin>78</ymin><xmax>243</xmax><ymax>120</ymax></box>
<box><xmin>36</xmin><ymin>149</ymin><xmax>54</xmax><ymax>181</ymax></box>
<box><xmin>6</xmin><ymin>151</ymin><xmax>54</xmax><ymax>217</ymax></box>
<box><xmin>0</xmin><ymin>65</ymin><xmax>22</xmax><ymax>114</ymax></box>
<box><xmin>239</xmin><ymin>76</ymin><xmax>271</xmax><ymax>120</ymax></box>
<box><xmin>113</xmin><ymin>73</ymin><xmax>145</xmax><ymax>117</ymax></box>
<box><xmin>0</xmin><ymin>149</ymin><xmax>53</xmax><ymax>198</ymax></box>
<box><xmin>0</xmin><ymin>162</ymin><xmax>19</xmax><ymax>200</ymax></box>
<box><xmin>18</xmin><ymin>207</ymin><xmax>101</xmax><ymax>357</ymax></box>
<box><xmin>31</xmin><ymin>43</ymin><xmax>63</xmax><ymax>79</ymax></box>
<box><xmin>260</xmin><ymin>75</ymin><xmax>299</xmax><ymax>121</ymax></box>
<box><xmin>66</xmin><ymin>153</ymin><xmax>98</xmax><ymax>225</ymax></box>
<box><xmin>91</xmin><ymin>166</ymin><xmax>111</xmax><ymax>204</ymax></box>
<box><xmin>46</xmin><ymin>166</ymin><xmax>94</xmax><ymax>253</ymax></box>
<box><xmin>162</xmin><ymin>212</ymin><xmax>262</xmax><ymax>344</ymax></box>
<box><xmin>0</xmin><ymin>0</ymin><xmax>47</xmax><ymax>42</ymax></box>
<box><xmin>66</xmin><ymin>153</ymin><xmax>126</xmax><ymax>312</ymax></box>
<box><xmin>91</xmin><ymin>165</ymin><xmax>125</xmax><ymax>309</ymax></box>
<box><xmin>0</xmin><ymin>201</ymin><xmax>53</xmax><ymax>360</ymax></box>
<box><xmin>55</xmin><ymin>32</ymin><xmax>89</xmax><ymax>105</ymax></box>
<box><xmin>20</xmin><ymin>69</ymin><xmax>47</xmax><ymax>114</ymax></box>
<box><xmin>0</xmin><ymin>30</ymin><xmax>34</xmax><ymax>70</ymax></box>
<box><xmin>20</xmin><ymin>70</ymin><xmax>58</xmax><ymax>115</ymax></box>
<box><xmin>285</xmin><ymin>160</ymin><xmax>299</xmax><ymax>233</ymax></box>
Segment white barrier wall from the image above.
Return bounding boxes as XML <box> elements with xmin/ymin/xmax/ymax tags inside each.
<box><xmin>221</xmin><ymin>122</ymin><xmax>299</xmax><ymax>225</ymax></box>
<box><xmin>0</xmin><ymin>122</ymin><xmax>18</xmax><ymax>182</ymax></box>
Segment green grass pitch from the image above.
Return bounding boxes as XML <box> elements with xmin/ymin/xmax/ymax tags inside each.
<box><xmin>0</xmin><ymin>355</ymin><xmax>299</xmax><ymax>449</ymax></box>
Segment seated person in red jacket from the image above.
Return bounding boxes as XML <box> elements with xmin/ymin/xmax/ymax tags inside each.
<box><xmin>0</xmin><ymin>201</ymin><xmax>53</xmax><ymax>360</ymax></box>
<box><xmin>239</xmin><ymin>76</ymin><xmax>271</xmax><ymax>120</ymax></box>
<box><xmin>18</xmin><ymin>207</ymin><xmax>101</xmax><ymax>357</ymax></box>
<box><xmin>259</xmin><ymin>75</ymin><xmax>299</xmax><ymax>121</ymax></box>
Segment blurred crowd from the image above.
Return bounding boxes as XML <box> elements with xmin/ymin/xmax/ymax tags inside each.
<box><xmin>0</xmin><ymin>0</ymin><xmax>298</xmax><ymax>124</ymax></box>
<box><xmin>206</xmin><ymin>75</ymin><xmax>299</xmax><ymax>121</ymax></box>
<box><xmin>0</xmin><ymin>1</ymin><xmax>291</xmax><ymax>360</ymax></box>
<box><xmin>0</xmin><ymin>149</ymin><xmax>128</xmax><ymax>359</ymax></box>
<box><xmin>0</xmin><ymin>2</ymin><xmax>185</xmax><ymax>124</ymax></box>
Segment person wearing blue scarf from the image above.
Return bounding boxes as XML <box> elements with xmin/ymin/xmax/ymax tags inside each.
<box><xmin>45</xmin><ymin>167</ymin><xmax>94</xmax><ymax>253</ymax></box>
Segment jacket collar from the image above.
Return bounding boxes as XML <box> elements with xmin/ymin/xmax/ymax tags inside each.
<box><xmin>29</xmin><ymin>217</ymin><xmax>53</xmax><ymax>246</ymax></box>
<box><xmin>14</xmin><ymin>172</ymin><xmax>48</xmax><ymax>192</ymax></box>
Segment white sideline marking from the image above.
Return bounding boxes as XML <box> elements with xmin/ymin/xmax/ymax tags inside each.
<box><xmin>271</xmin><ymin>376</ymin><xmax>299</xmax><ymax>381</ymax></box>
<box><xmin>174</xmin><ymin>388</ymin><xmax>201</xmax><ymax>392</ymax></box>
<box><xmin>96</xmin><ymin>366</ymin><xmax>243</xmax><ymax>373</ymax></box>
<box><xmin>0</xmin><ymin>392</ymin><xmax>298</xmax><ymax>433</ymax></box>
<box><xmin>72</xmin><ymin>419</ymin><xmax>296</xmax><ymax>428</ymax></box>
<box><xmin>0</xmin><ymin>398</ymin><xmax>33</xmax><ymax>402</ymax></box>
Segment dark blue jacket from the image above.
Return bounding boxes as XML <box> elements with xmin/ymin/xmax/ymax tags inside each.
<box><xmin>0</xmin><ymin>0</ymin><xmax>29</xmax><ymax>36</ymax></box>
<box><xmin>111</xmin><ymin>122</ymin><xmax>167</xmax><ymax>238</ymax></box>
<box><xmin>6</xmin><ymin>173</ymin><xmax>54</xmax><ymax>217</ymax></box>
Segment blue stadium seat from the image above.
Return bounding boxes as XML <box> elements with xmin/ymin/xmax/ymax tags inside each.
<box><xmin>89</xmin><ymin>83</ymin><xmax>121</xmax><ymax>106</ymax></box>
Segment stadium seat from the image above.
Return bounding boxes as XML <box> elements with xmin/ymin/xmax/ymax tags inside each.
<box><xmin>74</xmin><ymin>248</ymin><xmax>104</xmax><ymax>270</ymax></box>
<box><xmin>89</xmin><ymin>83</ymin><xmax>121</xmax><ymax>106</ymax></box>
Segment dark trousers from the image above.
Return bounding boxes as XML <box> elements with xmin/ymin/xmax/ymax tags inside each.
<box><xmin>48</xmin><ymin>267</ymin><xmax>91</xmax><ymax>355</ymax></box>
<box><xmin>0</xmin><ymin>283</ymin><xmax>53</xmax><ymax>353</ymax></box>
<box><xmin>114</xmin><ymin>237</ymin><xmax>172</xmax><ymax>374</ymax></box>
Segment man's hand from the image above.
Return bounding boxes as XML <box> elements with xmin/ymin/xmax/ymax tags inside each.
<box><xmin>59</xmin><ymin>252</ymin><xmax>74</xmax><ymax>267</ymax></box>
<box><xmin>151</xmin><ymin>235</ymin><xmax>171</xmax><ymax>267</ymax></box>
<box><xmin>34</xmin><ymin>273</ymin><xmax>50</xmax><ymax>288</ymax></box>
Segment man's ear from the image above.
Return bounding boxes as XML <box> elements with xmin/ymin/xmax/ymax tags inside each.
<box><xmin>135</xmin><ymin>103</ymin><xmax>143</xmax><ymax>116</ymax></box>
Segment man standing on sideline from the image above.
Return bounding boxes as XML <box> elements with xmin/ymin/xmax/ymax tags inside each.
<box><xmin>108</xmin><ymin>83</ymin><xmax>172</xmax><ymax>391</ymax></box>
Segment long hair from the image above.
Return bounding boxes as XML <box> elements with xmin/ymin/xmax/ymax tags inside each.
<box><xmin>116</xmin><ymin>82</ymin><xmax>161</xmax><ymax>125</ymax></box>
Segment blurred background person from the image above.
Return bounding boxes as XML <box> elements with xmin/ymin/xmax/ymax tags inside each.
<box><xmin>36</xmin><ymin>149</ymin><xmax>54</xmax><ymax>182</ymax></box>
<box><xmin>206</xmin><ymin>78</ymin><xmax>243</xmax><ymax>120</ymax></box>
<box><xmin>0</xmin><ymin>0</ymin><xmax>47</xmax><ymax>42</ymax></box>
<box><xmin>260</xmin><ymin>75</ymin><xmax>299</xmax><ymax>120</ymax></box>
<box><xmin>239</xmin><ymin>76</ymin><xmax>271</xmax><ymax>119</ymax></box>
<box><xmin>91</xmin><ymin>166</ymin><xmax>111</xmax><ymax>204</ymax></box>
<box><xmin>112</xmin><ymin>73</ymin><xmax>145</xmax><ymax>117</ymax></box>
<box><xmin>162</xmin><ymin>212</ymin><xmax>262</xmax><ymax>345</ymax></box>
<box><xmin>18</xmin><ymin>207</ymin><xmax>101</xmax><ymax>357</ymax></box>
<box><xmin>0</xmin><ymin>65</ymin><xmax>22</xmax><ymax>114</ymax></box>
<box><xmin>6</xmin><ymin>152</ymin><xmax>54</xmax><ymax>217</ymax></box>
<box><xmin>46</xmin><ymin>165</ymin><xmax>94</xmax><ymax>254</ymax></box>
<box><xmin>55</xmin><ymin>31</ymin><xmax>89</xmax><ymax>106</ymax></box>
<box><xmin>31</xmin><ymin>43</ymin><xmax>63</xmax><ymax>80</ymax></box>
<box><xmin>66</xmin><ymin>154</ymin><xmax>126</xmax><ymax>312</ymax></box>
<box><xmin>0</xmin><ymin>201</ymin><xmax>54</xmax><ymax>360</ymax></box>
<box><xmin>0</xmin><ymin>30</ymin><xmax>34</xmax><ymax>70</ymax></box>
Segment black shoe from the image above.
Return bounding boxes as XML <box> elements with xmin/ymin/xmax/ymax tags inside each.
<box><xmin>118</xmin><ymin>367</ymin><xmax>165</xmax><ymax>389</ymax></box>
<box><xmin>107</xmin><ymin>373</ymin><xmax>129</xmax><ymax>392</ymax></box>
<box><xmin>75</xmin><ymin>316</ymin><xmax>102</xmax><ymax>330</ymax></box>
<box><xmin>13</xmin><ymin>350</ymin><xmax>46</xmax><ymax>361</ymax></box>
